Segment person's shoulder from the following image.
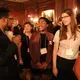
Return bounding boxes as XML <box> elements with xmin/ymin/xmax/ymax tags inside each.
<box><xmin>55</xmin><ymin>30</ymin><xmax>60</xmax><ymax>35</ymax></box>
<box><xmin>32</xmin><ymin>31</ymin><xmax>39</xmax><ymax>36</ymax></box>
<box><xmin>46</xmin><ymin>31</ymin><xmax>54</xmax><ymax>40</ymax></box>
<box><xmin>30</xmin><ymin>32</ymin><xmax>39</xmax><ymax>42</ymax></box>
<box><xmin>5</xmin><ymin>31</ymin><xmax>13</xmax><ymax>35</ymax></box>
<box><xmin>21</xmin><ymin>33</ymin><xmax>26</xmax><ymax>38</ymax></box>
<box><xmin>76</xmin><ymin>29</ymin><xmax>80</xmax><ymax>38</ymax></box>
<box><xmin>56</xmin><ymin>30</ymin><xmax>60</xmax><ymax>33</ymax></box>
<box><xmin>47</xmin><ymin>31</ymin><xmax>53</xmax><ymax>34</ymax></box>
<box><xmin>0</xmin><ymin>29</ymin><xmax>3</xmax><ymax>35</ymax></box>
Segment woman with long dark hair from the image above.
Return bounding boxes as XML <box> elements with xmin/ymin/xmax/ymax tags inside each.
<box><xmin>52</xmin><ymin>8</ymin><xmax>79</xmax><ymax>80</ymax></box>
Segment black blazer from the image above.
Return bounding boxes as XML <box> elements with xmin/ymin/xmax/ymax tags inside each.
<box><xmin>0</xmin><ymin>29</ymin><xmax>20</xmax><ymax>80</ymax></box>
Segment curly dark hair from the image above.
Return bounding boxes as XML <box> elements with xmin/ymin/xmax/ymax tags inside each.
<box><xmin>39</xmin><ymin>17</ymin><xmax>51</xmax><ymax>24</ymax></box>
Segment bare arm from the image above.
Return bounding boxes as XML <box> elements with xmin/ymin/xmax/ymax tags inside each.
<box><xmin>53</xmin><ymin>43</ymin><xmax>59</xmax><ymax>68</ymax></box>
<box><xmin>18</xmin><ymin>42</ymin><xmax>23</xmax><ymax>65</ymax></box>
<box><xmin>52</xmin><ymin>42</ymin><xmax>59</xmax><ymax>76</ymax></box>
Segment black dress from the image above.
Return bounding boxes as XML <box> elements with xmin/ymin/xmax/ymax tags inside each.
<box><xmin>21</xmin><ymin>33</ymin><xmax>31</xmax><ymax>69</ymax></box>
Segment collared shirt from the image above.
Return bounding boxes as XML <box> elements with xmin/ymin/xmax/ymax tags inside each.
<box><xmin>5</xmin><ymin>31</ymin><xmax>14</xmax><ymax>41</ymax></box>
<box><xmin>53</xmin><ymin>30</ymin><xmax>80</xmax><ymax>60</ymax></box>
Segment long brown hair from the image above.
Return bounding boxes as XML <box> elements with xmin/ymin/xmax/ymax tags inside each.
<box><xmin>60</xmin><ymin>8</ymin><xmax>77</xmax><ymax>40</ymax></box>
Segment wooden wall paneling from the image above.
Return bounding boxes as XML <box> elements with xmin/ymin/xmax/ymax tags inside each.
<box><xmin>0</xmin><ymin>0</ymin><xmax>78</xmax><ymax>25</ymax></box>
<box><xmin>24</xmin><ymin>0</ymin><xmax>39</xmax><ymax>22</ymax></box>
<box><xmin>9</xmin><ymin>10</ymin><xmax>25</xmax><ymax>25</ymax></box>
<box><xmin>64</xmin><ymin>0</ymin><xmax>77</xmax><ymax>15</ymax></box>
<box><xmin>6</xmin><ymin>1</ymin><xmax>25</xmax><ymax>25</ymax></box>
<box><xmin>0</xmin><ymin>1</ymin><xmax>7</xmax><ymax>7</ymax></box>
<box><xmin>0</xmin><ymin>1</ymin><xmax>25</xmax><ymax>25</ymax></box>
<box><xmin>38</xmin><ymin>0</ymin><xmax>55</xmax><ymax>16</ymax></box>
<box><xmin>54</xmin><ymin>0</ymin><xmax>65</xmax><ymax>22</ymax></box>
<box><xmin>7</xmin><ymin>2</ymin><xmax>23</xmax><ymax>11</ymax></box>
<box><xmin>76</xmin><ymin>0</ymin><xmax>80</xmax><ymax>12</ymax></box>
<box><xmin>66</xmin><ymin>0</ymin><xmax>77</xmax><ymax>9</ymax></box>
<box><xmin>24</xmin><ymin>0</ymin><xmax>55</xmax><ymax>21</ymax></box>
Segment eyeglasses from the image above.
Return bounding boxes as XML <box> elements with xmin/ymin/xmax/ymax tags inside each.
<box><xmin>61</xmin><ymin>16</ymin><xmax>70</xmax><ymax>19</ymax></box>
<box><xmin>8</xmin><ymin>18</ymin><xmax>14</xmax><ymax>20</ymax></box>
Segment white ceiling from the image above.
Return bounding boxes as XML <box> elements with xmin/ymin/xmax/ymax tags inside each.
<box><xmin>7</xmin><ymin>0</ymin><xmax>29</xmax><ymax>3</ymax></box>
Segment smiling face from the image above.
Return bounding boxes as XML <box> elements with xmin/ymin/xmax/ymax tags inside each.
<box><xmin>61</xmin><ymin>13</ymin><xmax>71</xmax><ymax>26</ymax></box>
<box><xmin>24</xmin><ymin>24</ymin><xmax>32</xmax><ymax>33</ymax></box>
<box><xmin>38</xmin><ymin>19</ymin><xmax>48</xmax><ymax>32</ymax></box>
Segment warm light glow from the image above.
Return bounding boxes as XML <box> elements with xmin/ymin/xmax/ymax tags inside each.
<box><xmin>33</xmin><ymin>18</ymin><xmax>38</xmax><ymax>23</ymax></box>
<box><xmin>42</xmin><ymin>10</ymin><xmax>54</xmax><ymax>17</ymax></box>
<box><xmin>41</xmin><ymin>9</ymin><xmax>55</xmax><ymax>22</ymax></box>
<box><xmin>30</xmin><ymin>17</ymin><xmax>38</xmax><ymax>23</ymax></box>
<box><xmin>73</xmin><ymin>7</ymin><xmax>77</xmax><ymax>14</ymax></box>
<box><xmin>13</xmin><ymin>20</ymin><xmax>19</xmax><ymax>26</ymax></box>
<box><xmin>45</xmin><ymin>10</ymin><xmax>53</xmax><ymax>16</ymax></box>
<box><xmin>30</xmin><ymin>17</ymin><xmax>34</xmax><ymax>21</ymax></box>
<box><xmin>28</xmin><ymin>15</ymin><xmax>32</xmax><ymax>17</ymax></box>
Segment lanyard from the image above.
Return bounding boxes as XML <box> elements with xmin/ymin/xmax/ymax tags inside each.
<box><xmin>40</xmin><ymin>34</ymin><xmax>47</xmax><ymax>48</ymax></box>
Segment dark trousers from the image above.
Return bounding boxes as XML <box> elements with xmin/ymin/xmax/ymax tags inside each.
<box><xmin>31</xmin><ymin>69</ymin><xmax>52</xmax><ymax>80</ymax></box>
<box><xmin>55</xmin><ymin>56</ymin><xmax>78</xmax><ymax>80</ymax></box>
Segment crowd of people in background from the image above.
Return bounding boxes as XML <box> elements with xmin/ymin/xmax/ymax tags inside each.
<box><xmin>0</xmin><ymin>7</ymin><xmax>80</xmax><ymax>80</ymax></box>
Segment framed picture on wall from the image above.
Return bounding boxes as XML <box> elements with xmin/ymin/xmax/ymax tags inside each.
<box><xmin>41</xmin><ymin>10</ymin><xmax>55</xmax><ymax>22</ymax></box>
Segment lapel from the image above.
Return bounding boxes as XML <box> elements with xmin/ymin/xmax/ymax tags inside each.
<box><xmin>33</xmin><ymin>31</ymin><xmax>53</xmax><ymax>47</ymax></box>
<box><xmin>33</xmin><ymin>31</ymin><xmax>51</xmax><ymax>44</ymax></box>
<box><xmin>0</xmin><ymin>29</ymin><xmax>5</xmax><ymax>35</ymax></box>
<box><xmin>0</xmin><ymin>29</ymin><xmax>11</xmax><ymax>43</ymax></box>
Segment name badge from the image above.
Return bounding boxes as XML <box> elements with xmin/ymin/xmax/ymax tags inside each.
<box><xmin>27</xmin><ymin>48</ymin><xmax>29</xmax><ymax>52</ymax></box>
<box><xmin>66</xmin><ymin>49</ymin><xmax>73</xmax><ymax>56</ymax></box>
<box><xmin>49</xmin><ymin>41</ymin><xmax>52</xmax><ymax>45</ymax></box>
<box><xmin>14</xmin><ymin>54</ymin><xmax>17</xmax><ymax>60</ymax></box>
<box><xmin>40</xmin><ymin>48</ymin><xmax>47</xmax><ymax>55</ymax></box>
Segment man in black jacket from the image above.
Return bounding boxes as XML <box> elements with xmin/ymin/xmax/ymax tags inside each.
<box><xmin>0</xmin><ymin>7</ymin><xmax>21</xmax><ymax>80</ymax></box>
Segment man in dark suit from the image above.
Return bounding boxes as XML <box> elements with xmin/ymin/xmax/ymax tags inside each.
<box><xmin>0</xmin><ymin>7</ymin><xmax>21</xmax><ymax>80</ymax></box>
